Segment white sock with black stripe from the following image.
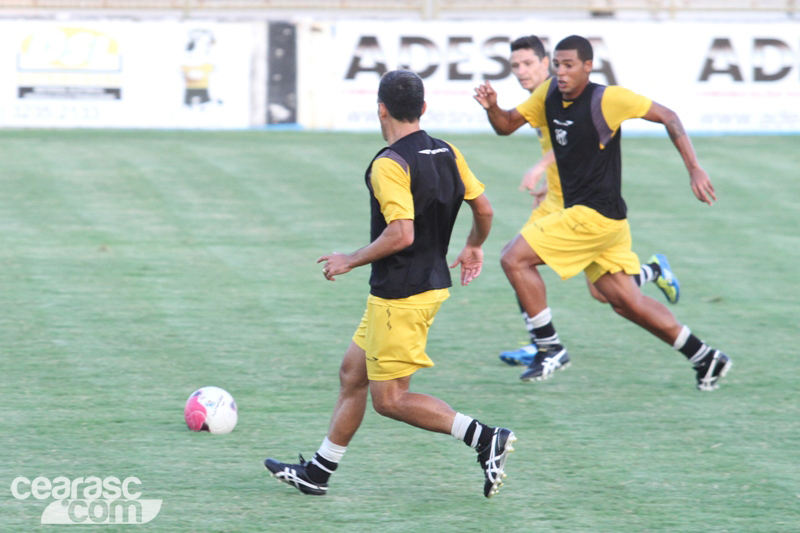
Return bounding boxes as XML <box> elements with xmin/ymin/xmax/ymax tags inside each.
<box><xmin>451</xmin><ymin>413</ymin><xmax>492</xmax><ymax>450</ymax></box>
<box><xmin>525</xmin><ymin>307</ymin><xmax>560</xmax><ymax>347</ymax></box>
<box><xmin>307</xmin><ymin>437</ymin><xmax>346</xmax><ymax>484</ymax></box>
<box><xmin>673</xmin><ymin>325</ymin><xmax>713</xmax><ymax>365</ymax></box>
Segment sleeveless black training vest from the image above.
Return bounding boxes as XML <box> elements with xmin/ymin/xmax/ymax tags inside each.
<box><xmin>544</xmin><ymin>81</ymin><xmax>627</xmax><ymax>220</ymax></box>
<box><xmin>365</xmin><ymin>130</ymin><xmax>465</xmax><ymax>299</ymax></box>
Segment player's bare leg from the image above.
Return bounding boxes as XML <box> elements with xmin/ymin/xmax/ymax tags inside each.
<box><xmin>369</xmin><ymin>375</ymin><xmax>516</xmax><ymax>498</ymax></box>
<box><xmin>264</xmin><ymin>341</ymin><xmax>369</xmax><ymax>495</ymax></box>
<box><xmin>369</xmin><ymin>375</ymin><xmax>455</xmax><ymax>433</ymax></box>
<box><xmin>593</xmin><ymin>271</ymin><xmax>732</xmax><ymax>390</ymax></box>
<box><xmin>592</xmin><ymin>271</ymin><xmax>681</xmax><ymax>344</ymax></box>
<box><xmin>586</xmin><ymin>275</ymin><xmax>609</xmax><ymax>304</ymax></box>
<box><xmin>500</xmin><ymin>235</ymin><xmax>570</xmax><ymax>381</ymax></box>
<box><xmin>499</xmin><ymin>234</ymin><xmax>548</xmax><ymax>317</ymax></box>
<box><xmin>327</xmin><ymin>341</ymin><xmax>370</xmax><ymax>446</ymax></box>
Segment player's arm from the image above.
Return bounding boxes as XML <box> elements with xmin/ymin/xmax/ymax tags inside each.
<box><xmin>643</xmin><ymin>102</ymin><xmax>716</xmax><ymax>205</ymax></box>
<box><xmin>318</xmin><ymin>219</ymin><xmax>413</xmax><ymax>281</ymax></box>
<box><xmin>473</xmin><ymin>80</ymin><xmax>528</xmax><ymax>135</ymax></box>
<box><xmin>446</xmin><ymin>142</ymin><xmax>492</xmax><ymax>285</ymax></box>
<box><xmin>318</xmin><ymin>156</ymin><xmax>414</xmax><ymax>281</ymax></box>
<box><xmin>449</xmin><ymin>193</ymin><xmax>493</xmax><ymax>286</ymax></box>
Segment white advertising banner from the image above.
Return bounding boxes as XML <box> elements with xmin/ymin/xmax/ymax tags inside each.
<box><xmin>0</xmin><ymin>20</ymin><xmax>260</xmax><ymax>129</ymax></box>
<box><xmin>312</xmin><ymin>19</ymin><xmax>800</xmax><ymax>134</ymax></box>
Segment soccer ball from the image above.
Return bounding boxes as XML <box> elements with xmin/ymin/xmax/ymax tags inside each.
<box><xmin>184</xmin><ymin>386</ymin><xmax>238</xmax><ymax>434</ymax></box>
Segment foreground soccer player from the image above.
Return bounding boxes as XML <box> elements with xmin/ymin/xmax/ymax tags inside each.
<box><xmin>475</xmin><ymin>35</ymin><xmax>679</xmax><ymax>371</ymax></box>
<box><xmin>265</xmin><ymin>70</ymin><xmax>515</xmax><ymax>498</ymax></box>
<box><xmin>474</xmin><ymin>35</ymin><xmax>732</xmax><ymax>390</ymax></box>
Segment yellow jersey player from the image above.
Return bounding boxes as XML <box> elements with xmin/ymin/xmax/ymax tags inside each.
<box><xmin>475</xmin><ymin>35</ymin><xmax>681</xmax><ymax>369</ymax></box>
<box><xmin>265</xmin><ymin>70</ymin><xmax>516</xmax><ymax>498</ymax></box>
<box><xmin>477</xmin><ymin>35</ymin><xmax>731</xmax><ymax>390</ymax></box>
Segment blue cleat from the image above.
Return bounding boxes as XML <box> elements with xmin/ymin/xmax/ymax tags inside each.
<box><xmin>499</xmin><ymin>344</ymin><xmax>537</xmax><ymax>366</ymax></box>
<box><xmin>650</xmin><ymin>254</ymin><xmax>680</xmax><ymax>304</ymax></box>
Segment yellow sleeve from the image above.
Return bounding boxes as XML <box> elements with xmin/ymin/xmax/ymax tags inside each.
<box><xmin>515</xmin><ymin>77</ymin><xmax>551</xmax><ymax>128</ymax></box>
<box><xmin>370</xmin><ymin>157</ymin><xmax>414</xmax><ymax>223</ymax></box>
<box><xmin>601</xmin><ymin>86</ymin><xmax>653</xmax><ymax>135</ymax></box>
<box><xmin>446</xmin><ymin>143</ymin><xmax>485</xmax><ymax>201</ymax></box>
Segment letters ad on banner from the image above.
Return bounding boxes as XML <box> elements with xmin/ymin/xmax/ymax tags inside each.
<box><xmin>320</xmin><ymin>20</ymin><xmax>800</xmax><ymax>134</ymax></box>
<box><xmin>0</xmin><ymin>20</ymin><xmax>259</xmax><ymax>129</ymax></box>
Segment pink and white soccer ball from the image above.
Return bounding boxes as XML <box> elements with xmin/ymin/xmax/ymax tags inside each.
<box><xmin>184</xmin><ymin>386</ymin><xmax>238</xmax><ymax>434</ymax></box>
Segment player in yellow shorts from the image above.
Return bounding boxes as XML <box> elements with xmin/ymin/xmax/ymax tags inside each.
<box><xmin>265</xmin><ymin>70</ymin><xmax>516</xmax><ymax>499</ymax></box>
<box><xmin>475</xmin><ymin>35</ymin><xmax>731</xmax><ymax>390</ymax></box>
<box><xmin>353</xmin><ymin>290</ymin><xmax>448</xmax><ymax>381</ymax></box>
<box><xmin>476</xmin><ymin>35</ymin><xmax>680</xmax><ymax>367</ymax></box>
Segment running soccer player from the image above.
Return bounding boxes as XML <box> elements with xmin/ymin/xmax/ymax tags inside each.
<box><xmin>474</xmin><ymin>35</ymin><xmax>731</xmax><ymax>389</ymax></box>
<box><xmin>475</xmin><ymin>35</ymin><xmax>680</xmax><ymax>372</ymax></box>
<box><xmin>264</xmin><ymin>70</ymin><xmax>516</xmax><ymax>498</ymax></box>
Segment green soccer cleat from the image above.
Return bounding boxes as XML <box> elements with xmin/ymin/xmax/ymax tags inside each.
<box><xmin>650</xmin><ymin>254</ymin><xmax>680</xmax><ymax>304</ymax></box>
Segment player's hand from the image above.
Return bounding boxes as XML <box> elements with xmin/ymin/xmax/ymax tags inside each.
<box><xmin>689</xmin><ymin>166</ymin><xmax>716</xmax><ymax>205</ymax></box>
<box><xmin>317</xmin><ymin>253</ymin><xmax>352</xmax><ymax>281</ymax></box>
<box><xmin>519</xmin><ymin>165</ymin><xmax>547</xmax><ymax>208</ymax></box>
<box><xmin>449</xmin><ymin>244</ymin><xmax>483</xmax><ymax>286</ymax></box>
<box><xmin>473</xmin><ymin>80</ymin><xmax>498</xmax><ymax>110</ymax></box>
<box><xmin>531</xmin><ymin>183</ymin><xmax>547</xmax><ymax>209</ymax></box>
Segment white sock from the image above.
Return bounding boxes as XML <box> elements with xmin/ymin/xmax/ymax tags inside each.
<box><xmin>527</xmin><ymin>307</ymin><xmax>552</xmax><ymax>329</ymax></box>
<box><xmin>450</xmin><ymin>413</ymin><xmax>473</xmax><ymax>441</ymax></box>
<box><xmin>672</xmin><ymin>325</ymin><xmax>691</xmax><ymax>350</ymax></box>
<box><xmin>317</xmin><ymin>436</ymin><xmax>347</xmax><ymax>464</ymax></box>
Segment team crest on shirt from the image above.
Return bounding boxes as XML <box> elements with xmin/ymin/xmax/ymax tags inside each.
<box><xmin>555</xmin><ymin>128</ymin><xmax>568</xmax><ymax>146</ymax></box>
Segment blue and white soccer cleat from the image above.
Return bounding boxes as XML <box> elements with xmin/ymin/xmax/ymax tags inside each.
<box><xmin>650</xmin><ymin>254</ymin><xmax>680</xmax><ymax>305</ymax></box>
<box><xmin>498</xmin><ymin>343</ymin><xmax>538</xmax><ymax>366</ymax></box>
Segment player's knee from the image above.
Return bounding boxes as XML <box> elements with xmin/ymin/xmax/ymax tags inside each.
<box><xmin>592</xmin><ymin>292</ymin><xmax>609</xmax><ymax>304</ymax></box>
<box><xmin>500</xmin><ymin>248</ymin><xmax>520</xmax><ymax>274</ymax></box>
<box><xmin>338</xmin><ymin>360</ymin><xmax>368</xmax><ymax>393</ymax></box>
<box><xmin>588</xmin><ymin>284</ymin><xmax>609</xmax><ymax>304</ymax></box>
<box><xmin>370</xmin><ymin>392</ymin><xmax>400</xmax><ymax>419</ymax></box>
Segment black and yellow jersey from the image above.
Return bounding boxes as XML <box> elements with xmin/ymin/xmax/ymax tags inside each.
<box><xmin>517</xmin><ymin>78</ymin><xmax>652</xmax><ymax>220</ymax></box>
<box><xmin>365</xmin><ymin>130</ymin><xmax>484</xmax><ymax>299</ymax></box>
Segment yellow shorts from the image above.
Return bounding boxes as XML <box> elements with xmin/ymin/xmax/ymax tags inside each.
<box><xmin>352</xmin><ymin>289</ymin><xmax>449</xmax><ymax>381</ymax></box>
<box><xmin>521</xmin><ymin>205</ymin><xmax>640</xmax><ymax>283</ymax></box>
<box><xmin>522</xmin><ymin>194</ymin><xmax>564</xmax><ymax>228</ymax></box>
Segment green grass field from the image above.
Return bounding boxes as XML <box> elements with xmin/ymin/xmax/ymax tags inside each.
<box><xmin>1</xmin><ymin>130</ymin><xmax>798</xmax><ymax>532</ymax></box>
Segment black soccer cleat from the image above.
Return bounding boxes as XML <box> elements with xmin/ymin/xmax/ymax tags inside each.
<box><xmin>694</xmin><ymin>350</ymin><xmax>732</xmax><ymax>391</ymax></box>
<box><xmin>477</xmin><ymin>427</ymin><xmax>516</xmax><ymax>498</ymax></box>
<box><xmin>520</xmin><ymin>344</ymin><xmax>570</xmax><ymax>382</ymax></box>
<box><xmin>264</xmin><ymin>454</ymin><xmax>328</xmax><ymax>495</ymax></box>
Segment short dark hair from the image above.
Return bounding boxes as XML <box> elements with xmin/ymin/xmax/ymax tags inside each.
<box><xmin>555</xmin><ymin>35</ymin><xmax>593</xmax><ymax>62</ymax></box>
<box><xmin>510</xmin><ymin>35</ymin><xmax>546</xmax><ymax>61</ymax></box>
<box><xmin>378</xmin><ymin>70</ymin><xmax>424</xmax><ymax>123</ymax></box>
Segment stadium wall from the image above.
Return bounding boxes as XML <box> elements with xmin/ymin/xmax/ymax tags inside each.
<box><xmin>0</xmin><ymin>17</ymin><xmax>797</xmax><ymax>133</ymax></box>
<box><xmin>300</xmin><ymin>19</ymin><xmax>800</xmax><ymax>134</ymax></box>
<box><xmin>0</xmin><ymin>19</ymin><xmax>264</xmax><ymax>129</ymax></box>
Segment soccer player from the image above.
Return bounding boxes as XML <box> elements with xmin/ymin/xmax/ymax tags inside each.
<box><xmin>475</xmin><ymin>35</ymin><xmax>680</xmax><ymax>372</ymax></box>
<box><xmin>264</xmin><ymin>70</ymin><xmax>516</xmax><ymax>498</ymax></box>
<box><xmin>473</xmin><ymin>35</ymin><xmax>732</xmax><ymax>390</ymax></box>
